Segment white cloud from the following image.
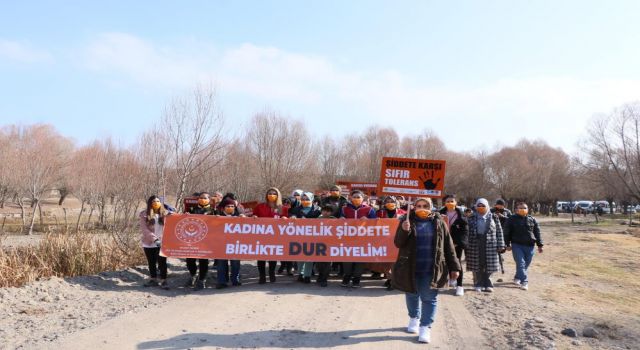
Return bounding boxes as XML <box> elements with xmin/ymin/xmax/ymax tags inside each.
<box><xmin>82</xmin><ymin>32</ymin><xmax>640</xmax><ymax>152</ymax></box>
<box><xmin>0</xmin><ymin>39</ymin><xmax>53</xmax><ymax>63</ymax></box>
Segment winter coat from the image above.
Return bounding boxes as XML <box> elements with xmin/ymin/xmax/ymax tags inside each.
<box><xmin>503</xmin><ymin>214</ymin><xmax>543</xmax><ymax>247</ymax></box>
<box><xmin>340</xmin><ymin>203</ymin><xmax>377</xmax><ymax>219</ymax></box>
<box><xmin>391</xmin><ymin>212</ymin><xmax>461</xmax><ymax>293</ymax></box>
<box><xmin>253</xmin><ymin>203</ymin><xmax>289</xmax><ymax>218</ymax></box>
<box><xmin>188</xmin><ymin>204</ymin><xmax>216</xmax><ymax>215</ymax></box>
<box><xmin>438</xmin><ymin>207</ymin><xmax>469</xmax><ymax>248</ymax></box>
<box><xmin>321</xmin><ymin>195</ymin><xmax>348</xmax><ymax>217</ymax></box>
<box><xmin>491</xmin><ymin>207</ymin><xmax>512</xmax><ymax>230</ymax></box>
<box><xmin>288</xmin><ymin>205</ymin><xmax>322</xmax><ymax>219</ymax></box>
<box><xmin>466</xmin><ymin>212</ymin><xmax>505</xmax><ymax>273</ymax></box>
<box><xmin>139</xmin><ymin>209</ymin><xmax>172</xmax><ymax>247</ymax></box>
<box><xmin>376</xmin><ymin>208</ymin><xmax>407</xmax><ymax>219</ymax></box>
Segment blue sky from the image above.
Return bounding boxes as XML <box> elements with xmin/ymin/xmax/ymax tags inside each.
<box><xmin>1</xmin><ymin>1</ymin><xmax>639</xmax><ymax>152</ymax></box>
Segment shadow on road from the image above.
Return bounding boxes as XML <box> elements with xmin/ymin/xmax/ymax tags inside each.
<box><xmin>137</xmin><ymin>327</ymin><xmax>411</xmax><ymax>349</ymax></box>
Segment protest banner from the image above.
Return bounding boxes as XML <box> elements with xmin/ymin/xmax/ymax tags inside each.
<box><xmin>161</xmin><ymin>214</ymin><xmax>400</xmax><ymax>262</ymax></box>
<box><xmin>336</xmin><ymin>181</ymin><xmax>379</xmax><ymax>199</ymax></box>
<box><xmin>378</xmin><ymin>157</ymin><xmax>446</xmax><ymax>197</ymax></box>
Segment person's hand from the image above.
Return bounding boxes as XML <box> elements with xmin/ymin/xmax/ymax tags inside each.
<box><xmin>360</xmin><ymin>217</ymin><xmax>368</xmax><ymax>220</ymax></box>
<box><xmin>506</xmin><ymin>246</ymin><xmax>512</xmax><ymax>251</ymax></box>
<box><xmin>281</xmin><ymin>216</ymin><xmax>288</xmax><ymax>219</ymax></box>
<box><xmin>538</xmin><ymin>246</ymin><xmax>544</xmax><ymax>253</ymax></box>
<box><xmin>402</xmin><ymin>220</ymin><xmax>411</xmax><ymax>232</ymax></box>
<box><xmin>239</xmin><ymin>214</ymin><xmax>246</xmax><ymax>217</ymax></box>
<box><xmin>290</xmin><ymin>216</ymin><xmax>297</xmax><ymax>220</ymax></box>
<box><xmin>449</xmin><ymin>271</ymin><xmax>459</xmax><ymax>280</ymax></box>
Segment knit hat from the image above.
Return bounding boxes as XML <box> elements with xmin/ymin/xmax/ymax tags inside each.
<box><xmin>220</xmin><ymin>197</ymin><xmax>236</xmax><ymax>208</ymax></box>
<box><xmin>292</xmin><ymin>189</ymin><xmax>304</xmax><ymax>197</ymax></box>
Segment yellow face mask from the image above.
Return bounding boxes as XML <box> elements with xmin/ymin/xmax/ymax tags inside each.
<box><xmin>351</xmin><ymin>198</ymin><xmax>363</xmax><ymax>206</ymax></box>
<box><xmin>267</xmin><ymin>194</ymin><xmax>278</xmax><ymax>202</ymax></box>
<box><xmin>385</xmin><ymin>203</ymin><xmax>397</xmax><ymax>210</ymax></box>
<box><xmin>301</xmin><ymin>200</ymin><xmax>312</xmax><ymax>207</ymax></box>
<box><xmin>151</xmin><ymin>202</ymin><xmax>162</xmax><ymax>210</ymax></box>
<box><xmin>198</xmin><ymin>198</ymin><xmax>210</xmax><ymax>206</ymax></box>
<box><xmin>224</xmin><ymin>207</ymin><xmax>235</xmax><ymax>215</ymax></box>
<box><xmin>445</xmin><ymin>203</ymin><xmax>456</xmax><ymax>210</ymax></box>
<box><xmin>476</xmin><ymin>207</ymin><xmax>488</xmax><ymax>215</ymax></box>
<box><xmin>517</xmin><ymin>208</ymin><xmax>528</xmax><ymax>216</ymax></box>
<box><xmin>415</xmin><ymin>209</ymin><xmax>431</xmax><ymax>219</ymax></box>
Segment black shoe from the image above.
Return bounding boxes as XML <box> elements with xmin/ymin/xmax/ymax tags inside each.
<box><xmin>232</xmin><ymin>281</ymin><xmax>242</xmax><ymax>286</ymax></box>
<box><xmin>341</xmin><ymin>277</ymin><xmax>350</xmax><ymax>287</ymax></box>
<box><xmin>277</xmin><ymin>267</ymin><xmax>285</xmax><ymax>274</ymax></box>
<box><xmin>194</xmin><ymin>279</ymin><xmax>206</xmax><ymax>290</ymax></box>
<box><xmin>297</xmin><ymin>275</ymin><xmax>304</xmax><ymax>282</ymax></box>
<box><xmin>269</xmin><ymin>274</ymin><xmax>276</xmax><ymax>283</ymax></box>
<box><xmin>259</xmin><ymin>276</ymin><xmax>267</xmax><ymax>284</ymax></box>
<box><xmin>371</xmin><ymin>272</ymin><xmax>382</xmax><ymax>279</ymax></box>
<box><xmin>320</xmin><ymin>281</ymin><xmax>328</xmax><ymax>287</ymax></box>
<box><xmin>159</xmin><ymin>280</ymin><xmax>170</xmax><ymax>290</ymax></box>
<box><xmin>286</xmin><ymin>270</ymin><xmax>294</xmax><ymax>276</ymax></box>
<box><xmin>143</xmin><ymin>279</ymin><xmax>159</xmax><ymax>287</ymax></box>
<box><xmin>215</xmin><ymin>283</ymin><xmax>228</xmax><ymax>289</ymax></box>
<box><xmin>303</xmin><ymin>277</ymin><xmax>311</xmax><ymax>284</ymax></box>
<box><xmin>351</xmin><ymin>282</ymin><xmax>361</xmax><ymax>288</ymax></box>
<box><xmin>184</xmin><ymin>276</ymin><xmax>197</xmax><ymax>288</ymax></box>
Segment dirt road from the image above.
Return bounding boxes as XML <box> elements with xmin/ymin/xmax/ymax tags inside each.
<box><xmin>51</xmin><ymin>277</ymin><xmax>486</xmax><ymax>350</ymax></box>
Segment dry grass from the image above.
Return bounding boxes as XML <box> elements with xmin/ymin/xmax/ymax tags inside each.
<box><xmin>0</xmin><ymin>231</ymin><xmax>145</xmax><ymax>288</ymax></box>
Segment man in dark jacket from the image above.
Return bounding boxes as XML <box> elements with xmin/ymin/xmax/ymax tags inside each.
<box><xmin>321</xmin><ymin>185</ymin><xmax>348</xmax><ymax>217</ymax></box>
<box><xmin>439</xmin><ymin>194</ymin><xmax>469</xmax><ymax>296</ymax></box>
<box><xmin>491</xmin><ymin>198</ymin><xmax>512</xmax><ymax>228</ymax></box>
<box><xmin>503</xmin><ymin>202</ymin><xmax>544</xmax><ymax>291</ymax></box>
<box><xmin>392</xmin><ymin>197</ymin><xmax>461</xmax><ymax>344</ymax></box>
<box><xmin>186</xmin><ymin>192</ymin><xmax>215</xmax><ymax>290</ymax></box>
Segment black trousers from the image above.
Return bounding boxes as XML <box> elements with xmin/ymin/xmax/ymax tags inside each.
<box><xmin>257</xmin><ymin>260</ymin><xmax>277</xmax><ymax>277</ymax></box>
<box><xmin>186</xmin><ymin>258</ymin><xmax>209</xmax><ymax>280</ymax></box>
<box><xmin>144</xmin><ymin>247</ymin><xmax>167</xmax><ymax>279</ymax></box>
<box><xmin>316</xmin><ymin>262</ymin><xmax>332</xmax><ymax>282</ymax></box>
<box><xmin>455</xmin><ymin>245</ymin><xmax>465</xmax><ymax>286</ymax></box>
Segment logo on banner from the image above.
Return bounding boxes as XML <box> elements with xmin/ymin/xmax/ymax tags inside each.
<box><xmin>174</xmin><ymin>217</ymin><xmax>209</xmax><ymax>244</ymax></box>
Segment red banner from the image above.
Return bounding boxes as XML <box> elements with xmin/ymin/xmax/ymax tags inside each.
<box><xmin>160</xmin><ymin>214</ymin><xmax>400</xmax><ymax>262</ymax></box>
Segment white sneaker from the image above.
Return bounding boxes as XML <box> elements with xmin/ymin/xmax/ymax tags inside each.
<box><xmin>418</xmin><ymin>326</ymin><xmax>431</xmax><ymax>343</ymax></box>
<box><xmin>448</xmin><ymin>279</ymin><xmax>457</xmax><ymax>288</ymax></box>
<box><xmin>520</xmin><ymin>283</ymin><xmax>528</xmax><ymax>291</ymax></box>
<box><xmin>513</xmin><ymin>278</ymin><xmax>521</xmax><ymax>285</ymax></box>
<box><xmin>455</xmin><ymin>286</ymin><xmax>464</xmax><ymax>296</ymax></box>
<box><xmin>474</xmin><ymin>287</ymin><xmax>482</xmax><ymax>292</ymax></box>
<box><xmin>407</xmin><ymin>317</ymin><xmax>419</xmax><ymax>334</ymax></box>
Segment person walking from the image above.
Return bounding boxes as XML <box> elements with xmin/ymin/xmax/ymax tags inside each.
<box><xmin>466</xmin><ymin>198</ymin><xmax>506</xmax><ymax>293</ymax></box>
<box><xmin>503</xmin><ymin>202</ymin><xmax>544</xmax><ymax>291</ymax></box>
<box><xmin>139</xmin><ymin>195</ymin><xmax>173</xmax><ymax>289</ymax></box>
<box><xmin>439</xmin><ymin>194</ymin><xmax>469</xmax><ymax>296</ymax></box>
<box><xmin>392</xmin><ymin>197</ymin><xmax>461</xmax><ymax>344</ymax></box>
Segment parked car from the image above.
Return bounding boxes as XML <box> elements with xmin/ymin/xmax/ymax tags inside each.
<box><xmin>573</xmin><ymin>201</ymin><xmax>593</xmax><ymax>213</ymax></box>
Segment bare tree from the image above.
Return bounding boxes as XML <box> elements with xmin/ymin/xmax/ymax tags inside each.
<box><xmin>163</xmin><ymin>84</ymin><xmax>226</xmax><ymax>211</ymax></box>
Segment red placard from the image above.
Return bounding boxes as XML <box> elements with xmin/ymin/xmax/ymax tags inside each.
<box><xmin>378</xmin><ymin>157</ymin><xmax>446</xmax><ymax>198</ymax></box>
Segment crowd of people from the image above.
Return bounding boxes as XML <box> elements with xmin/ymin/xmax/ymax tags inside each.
<box><xmin>139</xmin><ymin>185</ymin><xmax>544</xmax><ymax>344</ymax></box>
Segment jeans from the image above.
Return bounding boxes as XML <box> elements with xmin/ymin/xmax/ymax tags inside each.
<box><xmin>473</xmin><ymin>272</ymin><xmax>493</xmax><ymax>288</ymax></box>
<box><xmin>405</xmin><ymin>274</ymin><xmax>439</xmax><ymax>327</ymax></box>
<box><xmin>144</xmin><ymin>247</ymin><xmax>167</xmax><ymax>279</ymax></box>
<box><xmin>298</xmin><ymin>262</ymin><xmax>314</xmax><ymax>278</ymax></box>
<box><xmin>217</xmin><ymin>259</ymin><xmax>241</xmax><ymax>285</ymax></box>
<box><xmin>511</xmin><ymin>243</ymin><xmax>535</xmax><ymax>284</ymax></box>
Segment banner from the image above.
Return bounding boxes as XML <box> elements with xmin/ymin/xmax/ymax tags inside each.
<box><xmin>160</xmin><ymin>214</ymin><xmax>400</xmax><ymax>262</ymax></box>
<box><xmin>378</xmin><ymin>157</ymin><xmax>446</xmax><ymax>197</ymax></box>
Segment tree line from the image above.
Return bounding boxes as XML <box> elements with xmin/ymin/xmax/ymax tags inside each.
<box><xmin>1</xmin><ymin>84</ymin><xmax>638</xmax><ymax>234</ymax></box>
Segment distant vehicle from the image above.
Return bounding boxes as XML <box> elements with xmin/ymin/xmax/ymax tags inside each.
<box><xmin>573</xmin><ymin>201</ymin><xmax>593</xmax><ymax>213</ymax></box>
<box><xmin>594</xmin><ymin>200</ymin><xmax>613</xmax><ymax>214</ymax></box>
<box><xmin>625</xmin><ymin>205</ymin><xmax>637</xmax><ymax>214</ymax></box>
<box><xmin>556</xmin><ymin>201</ymin><xmax>572</xmax><ymax>213</ymax></box>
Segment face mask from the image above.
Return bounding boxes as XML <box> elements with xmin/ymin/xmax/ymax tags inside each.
<box><xmin>301</xmin><ymin>200</ymin><xmax>312</xmax><ymax>207</ymax></box>
<box><xmin>385</xmin><ymin>203</ymin><xmax>396</xmax><ymax>210</ymax></box>
<box><xmin>267</xmin><ymin>194</ymin><xmax>278</xmax><ymax>202</ymax></box>
<box><xmin>224</xmin><ymin>207</ymin><xmax>235</xmax><ymax>215</ymax></box>
<box><xmin>151</xmin><ymin>202</ymin><xmax>162</xmax><ymax>210</ymax></box>
<box><xmin>517</xmin><ymin>209</ymin><xmax>528</xmax><ymax>216</ymax></box>
<box><xmin>445</xmin><ymin>203</ymin><xmax>456</xmax><ymax>210</ymax></box>
<box><xmin>351</xmin><ymin>198</ymin><xmax>363</xmax><ymax>206</ymax></box>
<box><xmin>198</xmin><ymin>198</ymin><xmax>210</xmax><ymax>206</ymax></box>
<box><xmin>415</xmin><ymin>209</ymin><xmax>431</xmax><ymax>219</ymax></box>
<box><xmin>330</xmin><ymin>191</ymin><xmax>340</xmax><ymax>198</ymax></box>
<box><xmin>476</xmin><ymin>207</ymin><xmax>487</xmax><ymax>215</ymax></box>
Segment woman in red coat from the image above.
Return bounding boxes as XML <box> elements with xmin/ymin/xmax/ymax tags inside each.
<box><xmin>252</xmin><ymin>187</ymin><xmax>288</xmax><ymax>284</ymax></box>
